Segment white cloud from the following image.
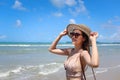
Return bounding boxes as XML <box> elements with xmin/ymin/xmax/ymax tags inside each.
<box><xmin>101</xmin><ymin>23</ymin><xmax>115</xmax><ymax>29</ymax></box>
<box><xmin>112</xmin><ymin>16</ymin><xmax>120</xmax><ymax>22</ymax></box>
<box><xmin>110</xmin><ymin>29</ymin><xmax>120</xmax><ymax>41</ymax></box>
<box><xmin>101</xmin><ymin>16</ymin><xmax>120</xmax><ymax>30</ymax></box>
<box><xmin>51</xmin><ymin>0</ymin><xmax>88</xmax><ymax>16</ymax></box>
<box><xmin>12</xmin><ymin>0</ymin><xmax>26</xmax><ymax>11</ymax></box>
<box><xmin>98</xmin><ymin>35</ymin><xmax>104</xmax><ymax>40</ymax></box>
<box><xmin>107</xmin><ymin>20</ymin><xmax>112</xmax><ymax>24</ymax></box>
<box><xmin>50</xmin><ymin>0</ymin><xmax>65</xmax><ymax>8</ymax></box>
<box><xmin>53</xmin><ymin>12</ymin><xmax>63</xmax><ymax>17</ymax></box>
<box><xmin>16</xmin><ymin>19</ymin><xmax>22</xmax><ymax>27</ymax></box>
<box><xmin>69</xmin><ymin>19</ymin><xmax>76</xmax><ymax>24</ymax></box>
<box><xmin>98</xmin><ymin>30</ymin><xmax>120</xmax><ymax>42</ymax></box>
<box><xmin>51</xmin><ymin>0</ymin><xmax>77</xmax><ymax>7</ymax></box>
<box><xmin>65</xmin><ymin>0</ymin><xmax>77</xmax><ymax>6</ymax></box>
<box><xmin>108</xmin><ymin>16</ymin><xmax>120</xmax><ymax>24</ymax></box>
<box><xmin>100</xmin><ymin>17</ymin><xmax>120</xmax><ymax>42</ymax></box>
<box><xmin>0</xmin><ymin>35</ymin><xmax>7</xmax><ymax>39</ymax></box>
<box><xmin>69</xmin><ymin>0</ymin><xmax>87</xmax><ymax>16</ymax></box>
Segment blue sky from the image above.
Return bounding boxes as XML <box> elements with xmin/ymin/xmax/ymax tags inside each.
<box><xmin>0</xmin><ymin>0</ymin><xmax>120</xmax><ymax>42</ymax></box>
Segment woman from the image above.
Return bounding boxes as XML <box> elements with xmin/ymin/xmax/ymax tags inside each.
<box><xmin>49</xmin><ymin>24</ymin><xmax>99</xmax><ymax>80</ymax></box>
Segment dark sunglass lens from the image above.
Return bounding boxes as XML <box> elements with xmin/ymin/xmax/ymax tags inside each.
<box><xmin>75</xmin><ymin>33</ymin><xmax>80</xmax><ymax>36</ymax></box>
<box><xmin>75</xmin><ymin>33</ymin><xmax>80</xmax><ymax>38</ymax></box>
<box><xmin>70</xmin><ymin>32</ymin><xmax>74</xmax><ymax>37</ymax></box>
<box><xmin>70</xmin><ymin>32</ymin><xmax>81</xmax><ymax>38</ymax></box>
<box><xmin>70</xmin><ymin>32</ymin><xmax>74</xmax><ymax>35</ymax></box>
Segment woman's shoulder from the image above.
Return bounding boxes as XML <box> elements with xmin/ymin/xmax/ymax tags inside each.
<box><xmin>64</xmin><ymin>48</ymin><xmax>73</xmax><ymax>55</ymax></box>
<box><xmin>81</xmin><ymin>50</ymin><xmax>89</xmax><ymax>56</ymax></box>
<box><xmin>82</xmin><ymin>50</ymin><xmax>88</xmax><ymax>53</ymax></box>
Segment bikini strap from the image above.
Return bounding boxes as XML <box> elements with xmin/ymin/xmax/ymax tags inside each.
<box><xmin>80</xmin><ymin>53</ymin><xmax>86</xmax><ymax>80</ymax></box>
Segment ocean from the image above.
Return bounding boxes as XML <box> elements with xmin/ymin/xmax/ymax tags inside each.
<box><xmin>0</xmin><ymin>42</ymin><xmax>120</xmax><ymax>80</ymax></box>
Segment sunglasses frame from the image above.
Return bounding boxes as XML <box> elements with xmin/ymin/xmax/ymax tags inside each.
<box><xmin>70</xmin><ymin>32</ymin><xmax>82</xmax><ymax>38</ymax></box>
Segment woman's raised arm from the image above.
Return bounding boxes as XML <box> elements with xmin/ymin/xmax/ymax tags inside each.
<box><xmin>48</xmin><ymin>29</ymin><xmax>69</xmax><ymax>55</ymax></box>
<box><xmin>82</xmin><ymin>32</ymin><xmax>99</xmax><ymax>68</ymax></box>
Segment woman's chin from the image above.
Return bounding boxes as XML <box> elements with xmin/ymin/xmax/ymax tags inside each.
<box><xmin>72</xmin><ymin>42</ymin><xmax>76</xmax><ymax>45</ymax></box>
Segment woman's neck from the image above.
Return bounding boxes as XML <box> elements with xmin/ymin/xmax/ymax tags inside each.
<box><xmin>74</xmin><ymin>45</ymin><xmax>82</xmax><ymax>52</ymax></box>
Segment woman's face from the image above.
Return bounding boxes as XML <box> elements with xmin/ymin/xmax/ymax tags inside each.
<box><xmin>70</xmin><ymin>29</ymin><xmax>85</xmax><ymax>46</ymax></box>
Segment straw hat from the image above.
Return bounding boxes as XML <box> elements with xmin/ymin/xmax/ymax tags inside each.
<box><xmin>67</xmin><ymin>24</ymin><xmax>91</xmax><ymax>45</ymax></box>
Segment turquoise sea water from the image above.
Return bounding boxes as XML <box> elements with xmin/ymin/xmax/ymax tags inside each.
<box><xmin>0</xmin><ymin>42</ymin><xmax>120</xmax><ymax>80</ymax></box>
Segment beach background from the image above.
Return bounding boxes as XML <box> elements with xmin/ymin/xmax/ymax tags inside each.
<box><xmin>1</xmin><ymin>0</ymin><xmax>120</xmax><ymax>80</ymax></box>
<box><xmin>0</xmin><ymin>42</ymin><xmax>120</xmax><ymax>80</ymax></box>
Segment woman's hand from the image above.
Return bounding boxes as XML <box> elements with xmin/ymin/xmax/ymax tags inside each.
<box><xmin>90</xmin><ymin>32</ymin><xmax>99</xmax><ymax>41</ymax></box>
<box><xmin>59</xmin><ymin>29</ymin><xmax>68</xmax><ymax>36</ymax></box>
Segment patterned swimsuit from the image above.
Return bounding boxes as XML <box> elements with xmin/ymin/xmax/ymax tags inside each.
<box><xmin>64</xmin><ymin>49</ymin><xmax>84</xmax><ymax>79</ymax></box>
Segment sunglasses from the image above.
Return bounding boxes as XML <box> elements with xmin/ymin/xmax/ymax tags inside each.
<box><xmin>70</xmin><ymin>32</ymin><xmax>82</xmax><ymax>38</ymax></box>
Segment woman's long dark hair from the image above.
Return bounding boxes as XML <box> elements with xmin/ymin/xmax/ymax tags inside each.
<box><xmin>82</xmin><ymin>31</ymin><xmax>90</xmax><ymax>54</ymax></box>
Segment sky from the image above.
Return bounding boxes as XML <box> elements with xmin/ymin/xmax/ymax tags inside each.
<box><xmin>0</xmin><ymin>0</ymin><xmax>120</xmax><ymax>42</ymax></box>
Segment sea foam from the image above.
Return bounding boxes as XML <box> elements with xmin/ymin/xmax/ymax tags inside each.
<box><xmin>0</xmin><ymin>62</ymin><xmax>63</xmax><ymax>78</ymax></box>
<box><xmin>38</xmin><ymin>62</ymin><xmax>63</xmax><ymax>75</ymax></box>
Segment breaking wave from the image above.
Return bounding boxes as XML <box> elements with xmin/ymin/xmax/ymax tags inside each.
<box><xmin>0</xmin><ymin>62</ymin><xmax>64</xmax><ymax>78</ymax></box>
